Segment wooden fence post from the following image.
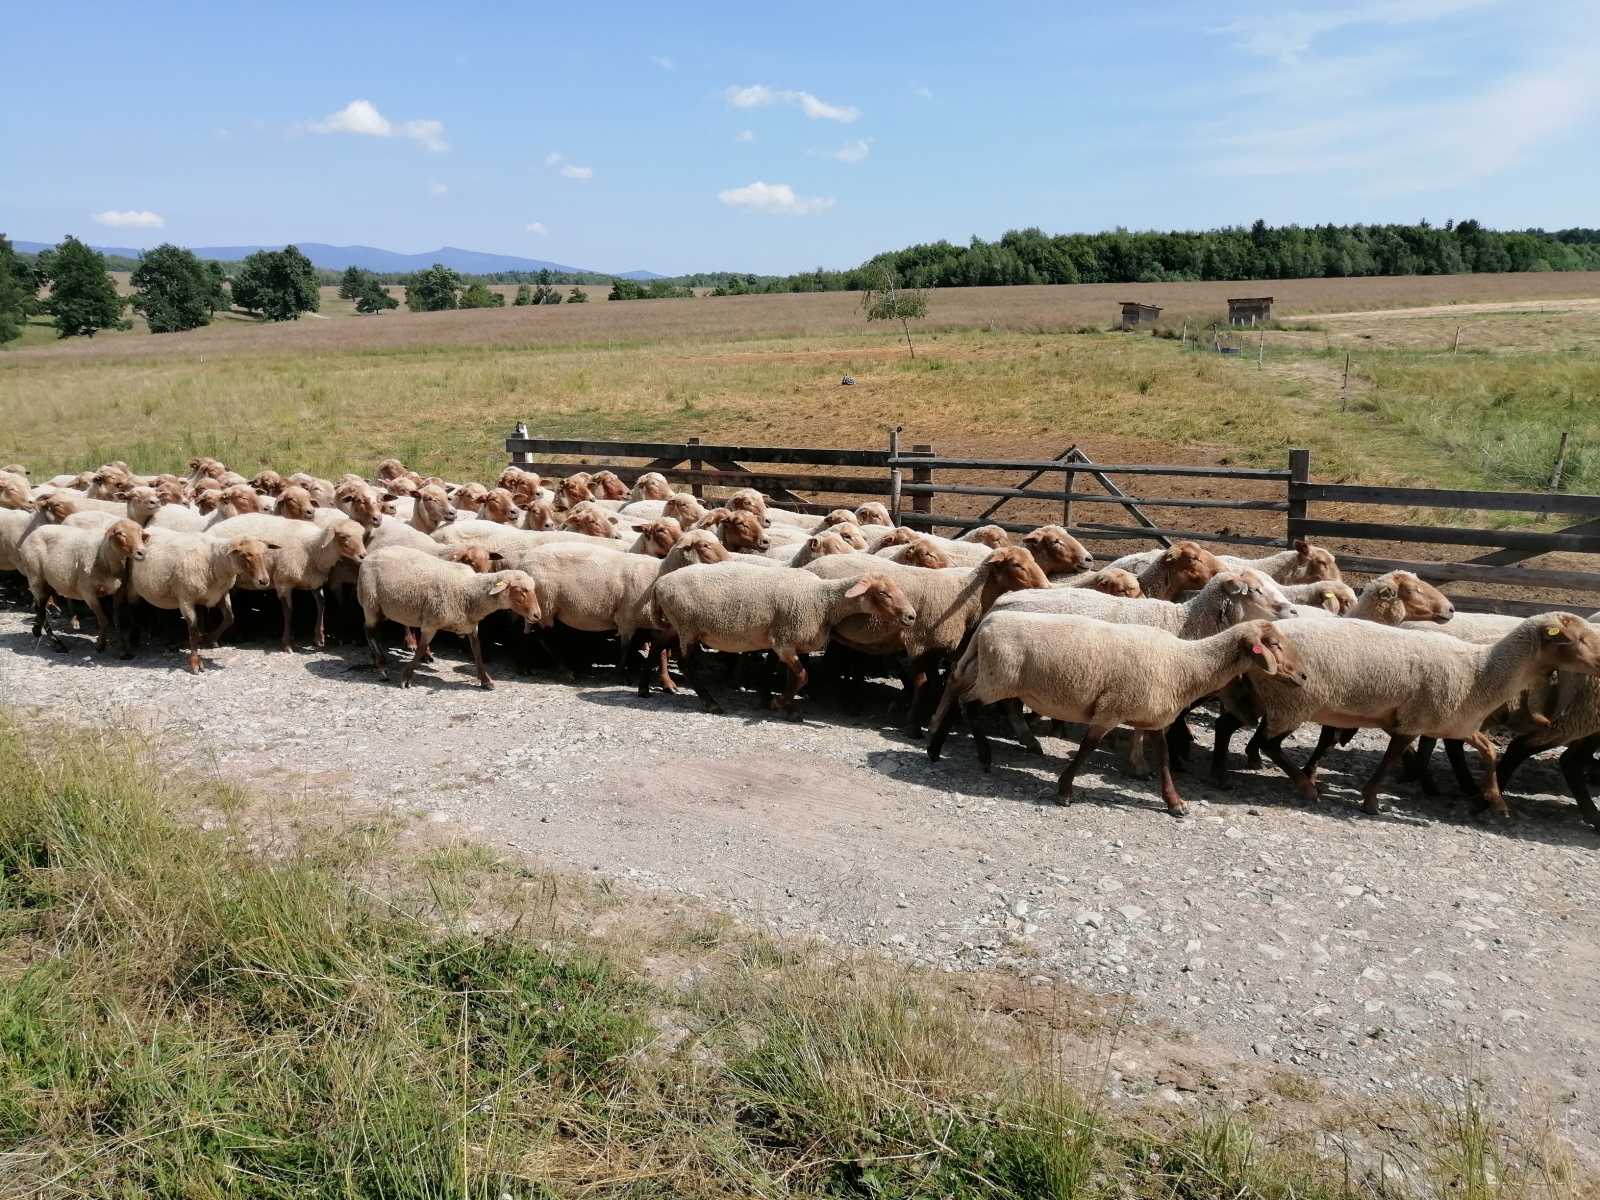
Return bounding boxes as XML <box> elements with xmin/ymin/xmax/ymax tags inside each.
<box><xmin>911</xmin><ymin>443</ymin><xmax>932</xmax><ymax>520</ymax></box>
<box><xmin>1062</xmin><ymin>452</ymin><xmax>1077</xmax><ymax>528</ymax></box>
<box><xmin>1550</xmin><ymin>432</ymin><xmax>1572</xmax><ymax>492</ymax></box>
<box><xmin>1453</xmin><ymin>325</ymin><xmax>1462</xmax><ymax>353</ymax></box>
<box><xmin>1258</xmin><ymin>328</ymin><xmax>1265</xmax><ymax>367</ymax></box>
<box><xmin>887</xmin><ymin>427</ymin><xmax>903</xmax><ymax>525</ymax></box>
<box><xmin>1340</xmin><ymin>351</ymin><xmax>1351</xmax><ymax>411</ymax></box>
<box><xmin>1287</xmin><ymin>448</ymin><xmax>1310</xmax><ymax>546</ymax></box>
<box><xmin>687</xmin><ymin>436</ymin><xmax>704</xmax><ymax>500</ymax></box>
<box><xmin>509</xmin><ymin>420</ymin><xmax>532</xmax><ymax>466</ymax></box>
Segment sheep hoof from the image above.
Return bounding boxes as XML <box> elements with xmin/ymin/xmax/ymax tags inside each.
<box><xmin>1166</xmin><ymin>803</ymin><xmax>1188</xmax><ymax>818</ymax></box>
<box><xmin>1360</xmin><ymin>796</ymin><xmax>1385</xmax><ymax>816</ymax></box>
<box><xmin>479</xmin><ymin>678</ymin><xmax>496</xmax><ymax>691</ymax></box>
<box><xmin>1244</xmin><ymin>753</ymin><xmax>1263</xmax><ymax>770</ymax></box>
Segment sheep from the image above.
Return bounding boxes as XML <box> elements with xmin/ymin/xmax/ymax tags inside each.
<box><xmin>928</xmin><ymin>614</ymin><xmax>1305</xmax><ymax>815</ymax></box>
<box><xmin>1234</xmin><ymin>613</ymin><xmax>1600</xmax><ymax>818</ymax></box>
<box><xmin>375</xmin><ymin>457</ymin><xmax>409</xmax><ymax>482</ymax></box>
<box><xmin>854</xmin><ymin>502</ymin><xmax>893</xmax><ymax>527</ymax></box>
<box><xmin>453</xmin><ymin>482</ymin><xmax>491</xmax><ymax>512</ymax></box>
<box><xmin>1281</xmin><ymin>580</ymin><xmax>1358</xmax><ymax>615</ymax></box>
<box><xmin>764</xmin><ymin>529</ymin><xmax>856</xmax><ymax>567</ymax></box>
<box><xmin>207</xmin><ymin>513</ymin><xmax>367</xmax><ymax>650</ymax></box>
<box><xmin>124</xmin><ymin>531</ymin><xmax>277</xmax><ymax>671</ymax></box>
<box><xmin>474</xmin><ymin>487</ymin><xmax>521</xmax><ymax>525</ymax></box>
<box><xmin>553</xmin><ymin>475</ymin><xmax>593</xmax><ymax>511</ymax></box>
<box><xmin>626</xmin><ymin>518</ymin><xmax>684</xmax><ymax>559</ymax></box>
<box><xmin>1</xmin><ymin>494</ymin><xmax>82</xmax><ymax>573</ymax></box>
<box><xmin>628</xmin><ymin>471</ymin><xmax>673</xmax><ymax>502</ymax></box>
<box><xmin>0</xmin><ymin>473</ymin><xmax>34</xmax><ymax>511</ymax></box>
<box><xmin>151</xmin><ymin>477</ymin><xmax>188</xmax><ymax>506</ymax></box>
<box><xmin>271</xmin><ymin>485</ymin><xmax>317</xmax><ymax>521</ymax></box>
<box><xmin>663</xmin><ymin>494</ymin><xmax>708</xmax><ymax>527</ymax></box>
<box><xmin>19</xmin><ymin>519</ymin><xmax>149</xmax><ymax>653</ymax></box>
<box><xmin>1131</xmin><ymin>541</ymin><xmax>1224</xmax><ymax>601</ymax></box>
<box><xmin>519</xmin><ymin>496</ymin><xmax>558</xmax><ymax>531</ymax></box>
<box><xmin>250</xmin><ymin>470</ymin><xmax>286</xmax><ymax>496</ymax></box>
<box><xmin>651</xmin><ymin>562</ymin><xmax>917</xmax><ymax>716</ymax></box>
<box><xmin>560</xmin><ymin>502</ymin><xmax>624</xmax><ymax>539</ymax></box>
<box><xmin>872</xmin><ymin>530</ymin><xmax>994</xmax><ymax>567</ymax></box>
<box><xmin>63</xmin><ymin>486</ymin><xmax>164</xmax><ymax>531</ymax></box>
<box><xmin>867</xmin><ymin>534</ymin><xmax>952</xmax><ymax>570</ymax></box>
<box><xmin>694</xmin><ymin>508</ymin><xmax>770</xmax><ymax>554</ymax></box>
<box><xmin>955</xmin><ymin>524</ymin><xmax>1011</xmax><ymax>548</ymax></box>
<box><xmin>826</xmin><ymin>521</ymin><xmax>869</xmax><ymax>551</ymax></box>
<box><xmin>1218</xmin><ymin>540</ymin><xmax>1341</xmax><ymax>585</ymax></box>
<box><xmin>287</xmin><ymin>473</ymin><xmax>338</xmax><ymax>508</ymax></box>
<box><xmin>725</xmin><ymin>487</ymin><xmax>770</xmax><ymax>527</ymax></box>
<box><xmin>993</xmin><ymin>568</ymin><xmax>1293</xmax><ymax>633</ymax></box>
<box><xmin>1053</xmin><ymin>567</ymin><xmax>1142</xmax><ymax>597</ymax></box>
<box><xmin>1018</xmin><ymin>525</ymin><xmax>1094</xmax><ymax>578</ymax></box>
<box><xmin>1495</xmin><ymin>669</ymin><xmax>1600</xmax><ymax>829</ymax></box>
<box><xmin>590</xmin><ymin>470</ymin><xmax>629</xmax><ymax>500</ymax></box>
<box><xmin>357</xmin><ymin>547</ymin><xmax>539</xmax><ymax>688</ymax></box>
<box><xmin>402</xmin><ymin>483</ymin><xmax>456</xmax><ymax>534</ymax></box>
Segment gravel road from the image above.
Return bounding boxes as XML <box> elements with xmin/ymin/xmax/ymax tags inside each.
<box><xmin>3</xmin><ymin>605</ymin><xmax>1595</xmax><ymax>1153</ymax></box>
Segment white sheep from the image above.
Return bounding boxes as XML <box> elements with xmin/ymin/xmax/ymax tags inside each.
<box><xmin>928</xmin><ymin>613</ymin><xmax>1305</xmax><ymax>815</ymax></box>
<box><xmin>207</xmin><ymin>512</ymin><xmax>367</xmax><ymax>650</ymax></box>
<box><xmin>356</xmin><ymin>546</ymin><xmax>540</xmax><ymax>689</ymax></box>
<box><xmin>18</xmin><ymin>519</ymin><xmax>149</xmax><ymax>653</ymax></box>
<box><xmin>992</xmin><ymin>568</ymin><xmax>1293</xmax><ymax>634</ymax></box>
<box><xmin>126</xmin><ymin>530</ymin><xmax>278</xmax><ymax>672</ymax></box>
<box><xmin>651</xmin><ymin>561</ymin><xmax>917</xmax><ymax>716</ymax></box>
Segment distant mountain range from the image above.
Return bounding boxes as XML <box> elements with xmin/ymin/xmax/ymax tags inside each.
<box><xmin>11</xmin><ymin>240</ymin><xmax>663</xmax><ymax>279</ymax></box>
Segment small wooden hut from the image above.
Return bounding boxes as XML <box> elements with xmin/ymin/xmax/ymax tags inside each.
<box><xmin>1227</xmin><ymin>296</ymin><xmax>1273</xmax><ymax>326</ymax></box>
<box><xmin>1118</xmin><ymin>301</ymin><xmax>1162</xmax><ymax>330</ymax></box>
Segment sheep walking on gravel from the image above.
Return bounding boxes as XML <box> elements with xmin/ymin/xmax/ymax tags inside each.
<box><xmin>127</xmin><ymin>531</ymin><xmax>279</xmax><ymax>672</ymax></box>
<box><xmin>357</xmin><ymin>547</ymin><xmax>540</xmax><ymax>689</ymax></box>
<box><xmin>927</xmin><ymin>614</ymin><xmax>1305</xmax><ymax>815</ymax></box>
<box><xmin>19</xmin><ymin>519</ymin><xmax>149</xmax><ymax>653</ymax></box>
<box><xmin>208</xmin><ymin>513</ymin><xmax>368</xmax><ymax>650</ymax></box>
<box><xmin>651</xmin><ymin>563</ymin><xmax>917</xmax><ymax>717</ymax></box>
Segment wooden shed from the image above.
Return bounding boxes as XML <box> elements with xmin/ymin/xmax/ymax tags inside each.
<box><xmin>1227</xmin><ymin>296</ymin><xmax>1273</xmax><ymax>326</ymax></box>
<box><xmin>1118</xmin><ymin>301</ymin><xmax>1162</xmax><ymax>330</ymax></box>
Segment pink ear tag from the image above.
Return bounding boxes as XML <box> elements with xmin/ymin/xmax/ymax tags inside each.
<box><xmin>1251</xmin><ymin>644</ymin><xmax>1264</xmax><ymax>654</ymax></box>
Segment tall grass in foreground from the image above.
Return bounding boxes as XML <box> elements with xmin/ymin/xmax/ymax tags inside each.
<box><xmin>0</xmin><ymin>717</ymin><xmax>1584</xmax><ymax>1198</ymax></box>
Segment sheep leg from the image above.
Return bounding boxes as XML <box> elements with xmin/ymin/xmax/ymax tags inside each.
<box><xmin>1209</xmin><ymin>710</ymin><xmax>1245</xmax><ymax>787</ymax></box>
<box><xmin>679</xmin><ymin>642</ymin><xmax>724</xmax><ymax>714</ymax></box>
<box><xmin>1444</xmin><ymin>739</ymin><xmax>1481</xmax><ymax>798</ymax></box>
<box><xmin>655</xmin><ymin>641</ymin><xmax>676</xmax><ymax>693</ymax></box>
<box><xmin>208</xmin><ymin>595</ymin><xmax>236</xmax><ymax>647</ymax></box>
<box><xmin>1404</xmin><ymin>736</ymin><xmax>1441</xmax><ymax>795</ymax></box>
<box><xmin>925</xmin><ymin>684</ymin><xmax>963</xmax><ymax>762</ymax></box>
<box><xmin>1242</xmin><ymin>721</ymin><xmax>1265</xmax><ymax>769</ymax></box>
<box><xmin>113</xmin><ymin>590</ymin><xmax>138</xmax><ymax>659</ymax></box>
<box><xmin>276</xmin><ymin>588</ymin><xmax>296</xmax><ymax>652</ymax></box>
<box><xmin>618</xmin><ymin>629</ymin><xmax>646</xmax><ymax>681</ymax></box>
<box><xmin>1559</xmin><ymin>736</ymin><xmax>1600</xmax><ymax>830</ymax></box>
<box><xmin>902</xmin><ymin>652</ymin><xmax>941</xmax><ymax>737</ymax></box>
<box><xmin>400</xmin><ymin>631</ymin><xmax>431</xmax><ymax>689</ymax></box>
<box><xmin>1149</xmin><ymin>728</ymin><xmax>1188</xmax><ymax>817</ymax></box>
<box><xmin>1261</xmin><ymin>732</ymin><xmax>1320</xmax><ymax>806</ymax></box>
<box><xmin>84</xmin><ymin>594</ymin><xmax>111</xmax><ymax>652</ymax></box>
<box><xmin>365</xmin><ymin>621</ymin><xmax>389</xmax><ymax>679</ymax></box>
<box><xmin>33</xmin><ymin>594</ymin><xmax>67</xmax><ymax>652</ymax></box>
<box><xmin>1057</xmin><ymin>724</ymin><xmax>1110</xmax><ymax>805</ymax></box>
<box><xmin>1166</xmin><ymin>704</ymin><xmax>1197</xmax><ymax>766</ymax></box>
<box><xmin>313</xmin><ymin>587</ymin><xmax>327</xmax><ymax>650</ymax></box>
<box><xmin>1466</xmin><ymin>732</ymin><xmax>1510</xmax><ymax>822</ymax></box>
<box><xmin>1494</xmin><ymin>734</ymin><xmax>1540</xmax><ymax>793</ymax></box>
<box><xmin>184</xmin><ymin>617</ymin><xmax>204</xmax><ymax>674</ymax></box>
<box><xmin>773</xmin><ymin>648</ymin><xmax>807</xmax><ymax>719</ymax></box>
<box><xmin>468</xmin><ymin>630</ymin><xmax>495</xmax><ymax>690</ymax></box>
<box><xmin>1004</xmin><ymin>700</ymin><xmax>1043</xmax><ymax>755</ymax></box>
<box><xmin>1302</xmin><ymin>724</ymin><xmax>1341</xmax><ymax>778</ymax></box>
<box><xmin>1359</xmin><ymin>734</ymin><xmax>1414</xmax><ymax>815</ymax></box>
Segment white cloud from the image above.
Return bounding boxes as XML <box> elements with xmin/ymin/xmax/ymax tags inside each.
<box><xmin>526</xmin><ymin>221</ymin><xmax>548</xmax><ymax>235</ymax></box>
<box><xmin>559</xmin><ymin>163</ymin><xmax>593</xmax><ymax>180</ymax></box>
<box><xmin>912</xmin><ymin>84</ymin><xmax>935</xmax><ymax>101</ymax></box>
<box><xmin>428</xmin><ymin>180</ymin><xmax>449</xmax><ymax>196</ymax></box>
<box><xmin>304</xmin><ymin>99</ymin><xmax>448</xmax><ymax>151</ymax></box>
<box><xmin>717</xmin><ymin>181</ymin><xmax>835</xmax><ymax>216</ymax></box>
<box><xmin>1215</xmin><ymin>0</ymin><xmax>1498</xmax><ymax>62</ymax></box>
<box><xmin>735</xmin><ymin>129</ymin><xmax>755</xmax><ymax>142</ymax></box>
<box><xmin>92</xmin><ymin>210</ymin><xmax>165</xmax><ymax>229</ymax></box>
<box><xmin>651</xmin><ymin>54</ymin><xmax>675</xmax><ymax>70</ymax></box>
<box><xmin>213</xmin><ymin>127</ymin><xmax>231</xmax><ymax>141</ymax></box>
<box><xmin>544</xmin><ymin>150</ymin><xmax>564</xmax><ymax>166</ymax></box>
<box><xmin>831</xmin><ymin>137</ymin><xmax>872</xmax><ymax>163</ymax></box>
<box><xmin>723</xmin><ymin>84</ymin><xmax>860</xmax><ymax>122</ymax></box>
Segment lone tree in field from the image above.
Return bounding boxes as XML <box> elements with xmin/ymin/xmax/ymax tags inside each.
<box><xmin>337</xmin><ymin>265</ymin><xmax>368</xmax><ymax>300</ymax></box>
<box><xmin>566</xmin><ymin>286</ymin><xmax>588</xmax><ymax>304</ymax></box>
<box><xmin>0</xmin><ymin>235</ymin><xmax>31</xmax><ymax>345</ymax></box>
<box><xmin>45</xmin><ymin>236</ymin><xmax>125</xmax><ymax>338</ymax></box>
<box><xmin>405</xmin><ymin>263</ymin><xmax>462</xmax><ymax>312</ymax></box>
<box><xmin>860</xmin><ymin>264</ymin><xmax>930</xmax><ymax>358</ymax></box>
<box><xmin>130</xmin><ymin>243</ymin><xmax>214</xmax><ymax>333</ymax></box>
<box><xmin>231</xmin><ymin>246</ymin><xmax>319</xmax><ymax>321</ymax></box>
<box><xmin>513</xmin><ymin>283</ymin><xmax>533</xmax><ymax>306</ymax></box>
<box><xmin>354</xmin><ymin>276</ymin><xmax>398</xmax><ymax>313</ymax></box>
<box><xmin>459</xmin><ymin>280</ymin><xmax>505</xmax><ymax>309</ymax></box>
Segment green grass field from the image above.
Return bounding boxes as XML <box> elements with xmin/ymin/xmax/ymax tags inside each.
<box><xmin>1</xmin><ymin>718</ymin><xmax>1578</xmax><ymax>1198</ymax></box>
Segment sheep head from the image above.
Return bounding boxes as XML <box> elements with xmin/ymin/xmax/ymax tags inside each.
<box><xmin>1534</xmin><ymin>614</ymin><xmax>1600</xmax><ymax>676</ymax></box>
<box><xmin>520</xmin><ymin>498</ymin><xmax>557</xmax><ymax>531</ymax></box>
<box><xmin>709</xmin><ymin>508</ymin><xmax>769</xmax><ymax>553</ymax></box>
<box><xmin>637</xmin><ymin>518</ymin><xmax>684</xmax><ymax>558</ymax></box>
<box><xmin>443</xmin><ymin>545</ymin><xmax>504</xmax><ymax>573</ymax></box>
<box><xmin>1150</xmin><ymin>541</ymin><xmax>1222</xmax><ymax>598</ymax></box>
<box><xmin>844</xmin><ymin>574</ymin><xmax>917</xmax><ymax>628</ymax></box>
<box><xmin>478</xmin><ymin>488</ymin><xmax>520</xmax><ymax>525</ymax></box>
<box><xmin>275</xmin><ymin>486</ymin><xmax>316</xmax><ymax>520</ymax></box>
<box><xmin>854</xmin><ymin>502</ymin><xmax>892</xmax><ymax>527</ymax></box>
<box><xmin>591</xmin><ymin>470</ymin><xmax>629</xmax><ymax>500</ymax></box>
<box><xmin>979</xmin><ymin>547</ymin><xmax>1051</xmax><ymax>609</ymax></box>
<box><xmin>553</xmin><ymin>476</ymin><xmax>592</xmax><ymax>511</ymax></box>
<box><xmin>1286</xmin><ymin>539</ymin><xmax>1341</xmax><ymax>584</ymax></box>
<box><xmin>965</xmin><ymin>524</ymin><xmax>1011</xmax><ymax>549</ymax></box>
<box><xmin>490</xmin><ymin>571</ymin><xmax>542</xmax><ymax>624</ymax></box>
<box><xmin>1238</xmin><ymin>621</ymin><xmax>1306</xmax><ymax>686</ymax></box>
<box><xmin>1372</xmin><ymin>571</ymin><xmax>1453</xmax><ymax>623</ymax></box>
<box><xmin>898</xmin><ymin>536</ymin><xmax>951</xmax><ymax>569</ymax></box>
<box><xmin>106</xmin><ymin>519</ymin><xmax>147</xmax><ymax>563</ymax></box>
<box><xmin>124</xmin><ymin>486</ymin><xmax>164</xmax><ymax>524</ymax></box>
<box><xmin>250</xmin><ymin>470</ymin><xmax>286</xmax><ymax>496</ymax></box>
<box><xmin>727</xmin><ymin>488</ymin><xmax>770</xmax><ymax>527</ymax></box>
<box><xmin>630</xmin><ymin>471</ymin><xmax>672</xmax><ymax>501</ymax></box>
<box><xmin>1021</xmin><ymin>525</ymin><xmax>1093</xmax><ymax>575</ymax></box>
<box><xmin>1085</xmin><ymin>567</ymin><xmax>1141</xmax><ymax>598</ymax></box>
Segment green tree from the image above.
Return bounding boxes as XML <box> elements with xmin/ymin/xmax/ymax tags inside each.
<box><xmin>45</xmin><ymin>236</ymin><xmax>125</xmax><ymax>338</ymax></box>
<box><xmin>130</xmin><ymin>243</ymin><xmax>214</xmax><ymax>333</ymax></box>
<box><xmin>231</xmin><ymin>246</ymin><xmax>320</xmax><ymax>321</ymax></box>
<box><xmin>459</xmin><ymin>281</ymin><xmax>505</xmax><ymax>308</ymax></box>
<box><xmin>0</xmin><ymin>235</ymin><xmax>30</xmax><ymax>345</ymax></box>
<box><xmin>354</xmin><ymin>277</ymin><xmax>398</xmax><ymax>313</ymax></box>
<box><xmin>337</xmin><ymin>265</ymin><xmax>368</xmax><ymax>300</ymax></box>
<box><xmin>513</xmin><ymin>283</ymin><xmax>533</xmax><ymax>306</ymax></box>
<box><xmin>859</xmin><ymin>264</ymin><xmax>930</xmax><ymax>358</ymax></box>
<box><xmin>531</xmin><ymin>284</ymin><xmax>561</xmax><ymax>305</ymax></box>
<box><xmin>205</xmin><ymin>261</ymin><xmax>230</xmax><ymax>314</ymax></box>
<box><xmin>405</xmin><ymin>263</ymin><xmax>462</xmax><ymax>311</ymax></box>
<box><xmin>566</xmin><ymin>286</ymin><xmax>588</xmax><ymax>304</ymax></box>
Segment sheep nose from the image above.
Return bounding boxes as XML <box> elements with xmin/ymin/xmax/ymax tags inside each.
<box><xmin>901</xmin><ymin>611</ymin><xmax>917</xmax><ymax>625</ymax></box>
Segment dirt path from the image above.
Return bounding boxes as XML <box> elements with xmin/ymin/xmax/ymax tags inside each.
<box><xmin>1300</xmin><ymin>297</ymin><xmax>1600</xmax><ymax>322</ymax></box>
<box><xmin>2</xmin><ymin>608</ymin><xmax>1597</xmax><ymax>1157</ymax></box>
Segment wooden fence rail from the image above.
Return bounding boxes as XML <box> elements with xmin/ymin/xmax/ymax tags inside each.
<box><xmin>505</xmin><ymin>430</ymin><xmax>1600</xmax><ymax>617</ymax></box>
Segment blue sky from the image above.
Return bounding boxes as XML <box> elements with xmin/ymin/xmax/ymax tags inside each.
<box><xmin>3</xmin><ymin>1</ymin><xmax>1596</xmax><ymax>274</ymax></box>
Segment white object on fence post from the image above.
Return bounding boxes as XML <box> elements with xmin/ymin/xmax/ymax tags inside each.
<box><xmin>510</xmin><ymin>421</ymin><xmax>532</xmax><ymax>466</ymax></box>
<box><xmin>887</xmin><ymin>427</ymin><xmax>903</xmax><ymax>525</ymax></box>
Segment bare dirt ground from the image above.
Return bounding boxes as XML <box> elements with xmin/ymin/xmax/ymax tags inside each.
<box><xmin>3</xmin><ymin>598</ymin><xmax>1597</xmax><ymax>1159</ymax></box>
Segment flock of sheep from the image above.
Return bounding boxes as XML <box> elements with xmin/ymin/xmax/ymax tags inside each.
<box><xmin>3</xmin><ymin>455</ymin><xmax>1600</xmax><ymax>829</ymax></box>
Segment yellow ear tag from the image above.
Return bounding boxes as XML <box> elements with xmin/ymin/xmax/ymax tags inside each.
<box><xmin>1545</xmin><ymin>626</ymin><xmax>1561</xmax><ymax>637</ymax></box>
<box><xmin>1323</xmin><ymin>591</ymin><xmax>1335</xmax><ymax>600</ymax></box>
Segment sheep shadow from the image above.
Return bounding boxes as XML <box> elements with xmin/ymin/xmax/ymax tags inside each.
<box><xmin>0</xmin><ymin>626</ymin><xmax>228</xmax><ymax>673</ymax></box>
<box><xmin>866</xmin><ymin>747</ymin><xmax>1063</xmax><ymax>806</ymax></box>
<box><xmin>301</xmin><ymin>650</ymin><xmax>491</xmax><ymax>693</ymax></box>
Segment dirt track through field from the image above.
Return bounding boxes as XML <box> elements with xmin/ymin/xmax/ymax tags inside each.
<box><xmin>3</xmin><ymin>602</ymin><xmax>1597</xmax><ymax>1159</ymax></box>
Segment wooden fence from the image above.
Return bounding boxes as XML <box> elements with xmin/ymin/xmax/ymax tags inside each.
<box><xmin>506</xmin><ymin>431</ymin><xmax>1600</xmax><ymax>617</ymax></box>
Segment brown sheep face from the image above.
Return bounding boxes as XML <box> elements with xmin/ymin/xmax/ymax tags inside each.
<box><xmin>727</xmin><ymin>488</ymin><xmax>770</xmax><ymax>527</ymax></box>
<box><xmin>42</xmin><ymin>494</ymin><xmax>79</xmax><ymax>522</ymax></box>
<box><xmin>639</xmin><ymin>519</ymin><xmax>683</xmax><ymax>558</ymax></box>
<box><xmin>107</xmin><ymin>519</ymin><xmax>147</xmax><ymax>563</ymax></box>
<box><xmin>412</xmin><ymin>485</ymin><xmax>456</xmax><ymax>530</ymax></box>
<box><xmin>88</xmin><ymin>469</ymin><xmax>131</xmax><ymax>501</ymax></box>
<box><xmin>193</xmin><ymin>480</ymin><xmax>224</xmax><ymax>513</ymax></box>
<box><xmin>591</xmin><ymin>470</ymin><xmax>628</xmax><ymax>500</ymax></box>
<box><xmin>874</xmin><ymin>527</ymin><xmax>918</xmax><ymax>551</ymax></box>
<box><xmin>554</xmin><ymin>477</ymin><xmax>592</xmax><ymax>511</ymax></box>
<box><xmin>125</xmin><ymin>487</ymin><xmax>164</xmax><ymax>524</ymax></box>
<box><xmin>520</xmin><ymin>498</ymin><xmax>557</xmax><ymax>531</ymax></box>
<box><xmin>854</xmin><ymin>502</ymin><xmax>892</xmax><ymax>527</ymax></box>
<box><xmin>631</xmin><ymin>472</ymin><xmax>672</xmax><ymax>501</ymax></box>
<box><xmin>846</xmin><ymin>575</ymin><xmax>917</xmax><ymax>628</ymax></box>
<box><xmin>1156</xmin><ymin>542</ymin><xmax>1222</xmax><ymax>597</ymax></box>
<box><xmin>0</xmin><ymin>477</ymin><xmax>34</xmax><ymax>511</ymax></box>
<box><xmin>478</xmin><ymin>489</ymin><xmax>519</xmax><ymax>524</ymax></box>
<box><xmin>1389</xmin><ymin>572</ymin><xmax>1454</xmax><ymax>622</ymax></box>
<box><xmin>1021</xmin><ymin>525</ymin><xmax>1093</xmax><ymax>575</ymax></box>
<box><xmin>332</xmin><ymin>522</ymin><xmax>367</xmax><ymax>562</ymax></box>
<box><xmin>490</xmin><ymin>573</ymin><xmax>542</xmax><ymax>624</ymax></box>
<box><xmin>966</xmin><ymin>524</ymin><xmax>1011</xmax><ymax>549</ymax></box>
<box><xmin>443</xmin><ymin>545</ymin><xmax>504</xmax><ymax>573</ymax></box>
<box><xmin>1086</xmin><ymin>568</ymin><xmax>1142</xmax><ymax>598</ymax></box>
<box><xmin>1539</xmin><ymin>615</ymin><xmax>1600</xmax><ymax>676</ymax></box>
<box><xmin>154</xmin><ymin>478</ymin><xmax>188</xmax><ymax>505</ymax></box>
<box><xmin>229</xmin><ymin>538</ymin><xmax>276</xmax><ymax>589</ymax></box>
<box><xmin>663</xmin><ymin>494</ymin><xmax>706</xmax><ymax>527</ymax></box>
<box><xmin>899</xmin><ymin>537</ymin><xmax>951</xmax><ymax>569</ymax></box>
<box><xmin>1241</xmin><ymin>623</ymin><xmax>1307</xmax><ymax>686</ymax></box>
<box><xmin>454</xmin><ymin>483</ymin><xmax>490</xmax><ymax>510</ymax></box>
<box><xmin>250</xmin><ymin>470</ymin><xmax>285</xmax><ymax>496</ymax></box>
<box><xmin>984</xmin><ymin>547</ymin><xmax>1051</xmax><ymax>600</ymax></box>
<box><xmin>375</xmin><ymin>458</ymin><xmax>407</xmax><ymax>482</ymax></box>
<box><xmin>336</xmin><ymin>485</ymin><xmax>385</xmax><ymax>530</ymax></box>
<box><xmin>275</xmin><ymin>486</ymin><xmax>316</xmax><ymax>520</ymax></box>
<box><xmin>561</xmin><ymin>507</ymin><xmax>616</xmax><ymax>538</ymax></box>
<box><xmin>799</xmin><ymin>531</ymin><xmax>852</xmax><ymax>563</ymax></box>
<box><xmin>220</xmin><ymin>485</ymin><xmax>261</xmax><ymax>515</ymax></box>
<box><xmin>821</xmin><ymin>509</ymin><xmax>856</xmax><ymax>528</ymax></box>
<box><xmin>830</xmin><ymin>522</ymin><xmax>868</xmax><ymax>551</ymax></box>
<box><xmin>714</xmin><ymin>509</ymin><xmax>769</xmax><ymax>553</ymax></box>
<box><xmin>1286</xmin><ymin>539</ymin><xmax>1341</xmax><ymax>584</ymax></box>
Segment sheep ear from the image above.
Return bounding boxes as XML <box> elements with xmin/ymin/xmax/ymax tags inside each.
<box><xmin>1248</xmin><ymin>639</ymin><xmax>1280</xmax><ymax>675</ymax></box>
<box><xmin>844</xmin><ymin>579</ymin><xmax>872</xmax><ymax>598</ymax></box>
<box><xmin>488</xmin><ymin>552</ymin><xmax>505</xmax><ymax>562</ymax></box>
<box><xmin>489</xmin><ymin>579</ymin><xmax>510</xmax><ymax>595</ymax></box>
<box><xmin>264</xmin><ymin>542</ymin><xmax>283</xmax><ymax>551</ymax></box>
